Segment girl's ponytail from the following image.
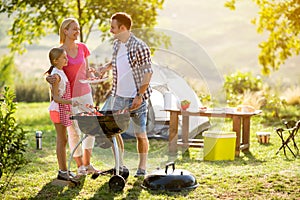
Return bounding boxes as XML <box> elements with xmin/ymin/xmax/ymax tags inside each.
<box><xmin>44</xmin><ymin>65</ymin><xmax>55</xmax><ymax>76</ymax></box>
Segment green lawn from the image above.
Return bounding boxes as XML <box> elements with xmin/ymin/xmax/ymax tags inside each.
<box><xmin>1</xmin><ymin>102</ymin><xmax>299</xmax><ymax>199</ymax></box>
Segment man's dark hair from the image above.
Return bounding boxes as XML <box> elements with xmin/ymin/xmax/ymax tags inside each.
<box><xmin>111</xmin><ymin>12</ymin><xmax>132</xmax><ymax>30</ymax></box>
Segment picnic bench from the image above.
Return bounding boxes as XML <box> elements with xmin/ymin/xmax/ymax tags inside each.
<box><xmin>165</xmin><ymin>108</ymin><xmax>262</xmax><ymax>156</ymax></box>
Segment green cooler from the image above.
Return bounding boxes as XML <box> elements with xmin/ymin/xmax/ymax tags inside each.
<box><xmin>203</xmin><ymin>131</ymin><xmax>236</xmax><ymax>161</ymax></box>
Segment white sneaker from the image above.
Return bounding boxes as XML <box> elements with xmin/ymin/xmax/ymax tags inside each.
<box><xmin>77</xmin><ymin>165</ymin><xmax>87</xmax><ymax>176</ymax></box>
<box><xmin>85</xmin><ymin>164</ymin><xmax>99</xmax><ymax>174</ymax></box>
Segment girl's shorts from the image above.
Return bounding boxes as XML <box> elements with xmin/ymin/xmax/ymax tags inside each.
<box><xmin>50</xmin><ymin>111</ymin><xmax>60</xmax><ymax>123</ymax></box>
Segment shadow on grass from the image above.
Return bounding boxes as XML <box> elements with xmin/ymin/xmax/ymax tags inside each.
<box><xmin>90</xmin><ymin>176</ymin><xmax>125</xmax><ymax>199</ymax></box>
<box><xmin>145</xmin><ymin>188</ymin><xmax>194</xmax><ymax>198</ymax></box>
<box><xmin>123</xmin><ymin>177</ymin><xmax>144</xmax><ymax>199</ymax></box>
<box><xmin>177</xmin><ymin>149</ymin><xmax>268</xmax><ymax>167</ymax></box>
<box><xmin>29</xmin><ymin>176</ymin><xmax>86</xmax><ymax>200</ymax></box>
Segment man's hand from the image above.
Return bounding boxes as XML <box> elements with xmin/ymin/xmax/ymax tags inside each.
<box><xmin>130</xmin><ymin>96</ymin><xmax>143</xmax><ymax>111</ymax></box>
<box><xmin>97</xmin><ymin>62</ymin><xmax>112</xmax><ymax>77</ymax></box>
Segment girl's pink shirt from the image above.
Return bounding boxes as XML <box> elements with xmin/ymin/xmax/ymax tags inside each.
<box><xmin>63</xmin><ymin>42</ymin><xmax>91</xmax><ymax>98</ymax></box>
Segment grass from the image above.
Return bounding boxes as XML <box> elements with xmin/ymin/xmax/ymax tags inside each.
<box><xmin>1</xmin><ymin>102</ymin><xmax>299</xmax><ymax>199</ymax></box>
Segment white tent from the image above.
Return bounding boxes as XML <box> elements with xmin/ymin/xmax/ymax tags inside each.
<box><xmin>122</xmin><ymin>63</ymin><xmax>210</xmax><ymax>139</ymax></box>
<box><xmin>147</xmin><ymin>63</ymin><xmax>210</xmax><ymax>139</ymax></box>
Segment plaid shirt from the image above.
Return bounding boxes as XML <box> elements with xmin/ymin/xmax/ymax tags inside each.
<box><xmin>111</xmin><ymin>33</ymin><xmax>153</xmax><ymax>100</ymax></box>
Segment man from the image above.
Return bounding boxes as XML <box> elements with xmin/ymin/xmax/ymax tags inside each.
<box><xmin>99</xmin><ymin>12</ymin><xmax>153</xmax><ymax>177</ymax></box>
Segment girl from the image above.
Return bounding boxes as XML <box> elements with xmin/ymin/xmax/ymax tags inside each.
<box><xmin>45</xmin><ymin>47</ymin><xmax>78</xmax><ymax>180</ymax></box>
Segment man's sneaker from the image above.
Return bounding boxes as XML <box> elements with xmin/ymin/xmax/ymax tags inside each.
<box><xmin>77</xmin><ymin>165</ymin><xmax>87</xmax><ymax>176</ymax></box>
<box><xmin>134</xmin><ymin>168</ymin><xmax>146</xmax><ymax>177</ymax></box>
<box><xmin>57</xmin><ymin>170</ymin><xmax>71</xmax><ymax>181</ymax></box>
<box><xmin>85</xmin><ymin>164</ymin><xmax>99</xmax><ymax>174</ymax></box>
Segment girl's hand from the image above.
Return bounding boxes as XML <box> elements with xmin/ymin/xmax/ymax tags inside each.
<box><xmin>72</xmin><ymin>100</ymin><xmax>79</xmax><ymax>107</ymax></box>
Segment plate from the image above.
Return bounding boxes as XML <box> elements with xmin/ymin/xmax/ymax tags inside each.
<box><xmin>199</xmin><ymin>107</ymin><xmax>207</xmax><ymax>112</ymax></box>
<box><xmin>234</xmin><ymin>110</ymin><xmax>262</xmax><ymax>115</ymax></box>
<box><xmin>79</xmin><ymin>77</ymin><xmax>108</xmax><ymax>84</ymax></box>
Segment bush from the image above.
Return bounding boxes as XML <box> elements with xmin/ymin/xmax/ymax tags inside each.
<box><xmin>0</xmin><ymin>54</ymin><xmax>18</xmax><ymax>91</ymax></box>
<box><xmin>0</xmin><ymin>87</ymin><xmax>27</xmax><ymax>193</ymax></box>
<box><xmin>280</xmin><ymin>85</ymin><xmax>300</xmax><ymax>105</ymax></box>
<box><xmin>223</xmin><ymin>71</ymin><xmax>263</xmax><ymax>106</ymax></box>
<box><xmin>15</xmin><ymin>78</ymin><xmax>49</xmax><ymax>102</ymax></box>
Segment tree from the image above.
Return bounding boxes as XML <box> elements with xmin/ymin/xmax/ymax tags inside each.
<box><xmin>225</xmin><ymin>0</ymin><xmax>300</xmax><ymax>75</ymax></box>
<box><xmin>0</xmin><ymin>0</ymin><xmax>165</xmax><ymax>54</ymax></box>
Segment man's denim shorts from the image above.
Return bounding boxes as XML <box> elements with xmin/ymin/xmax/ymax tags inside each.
<box><xmin>101</xmin><ymin>95</ymin><xmax>147</xmax><ymax>133</ymax></box>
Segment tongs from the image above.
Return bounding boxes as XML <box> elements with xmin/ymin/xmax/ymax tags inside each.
<box><xmin>78</xmin><ymin>103</ymin><xmax>96</xmax><ymax>113</ymax></box>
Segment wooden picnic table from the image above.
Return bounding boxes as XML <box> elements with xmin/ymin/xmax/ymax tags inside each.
<box><xmin>165</xmin><ymin>109</ymin><xmax>261</xmax><ymax>156</ymax></box>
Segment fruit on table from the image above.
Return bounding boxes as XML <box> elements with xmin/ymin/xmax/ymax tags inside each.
<box><xmin>181</xmin><ymin>100</ymin><xmax>191</xmax><ymax>105</ymax></box>
<box><xmin>181</xmin><ymin>100</ymin><xmax>191</xmax><ymax>110</ymax></box>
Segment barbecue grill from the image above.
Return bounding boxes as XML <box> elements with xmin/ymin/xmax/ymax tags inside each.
<box><xmin>69</xmin><ymin>110</ymin><xmax>130</xmax><ymax>191</ymax></box>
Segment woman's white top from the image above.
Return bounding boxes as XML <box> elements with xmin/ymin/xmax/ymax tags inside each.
<box><xmin>48</xmin><ymin>68</ymin><xmax>69</xmax><ymax>111</ymax></box>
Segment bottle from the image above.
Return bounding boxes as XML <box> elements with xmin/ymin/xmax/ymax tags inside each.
<box><xmin>36</xmin><ymin>131</ymin><xmax>42</xmax><ymax>150</ymax></box>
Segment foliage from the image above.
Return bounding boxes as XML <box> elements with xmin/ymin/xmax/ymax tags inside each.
<box><xmin>0</xmin><ymin>87</ymin><xmax>27</xmax><ymax>193</ymax></box>
<box><xmin>199</xmin><ymin>93</ymin><xmax>212</xmax><ymax>106</ymax></box>
<box><xmin>223</xmin><ymin>71</ymin><xmax>262</xmax><ymax>106</ymax></box>
<box><xmin>15</xmin><ymin>78</ymin><xmax>50</xmax><ymax>102</ymax></box>
<box><xmin>0</xmin><ymin>54</ymin><xmax>17</xmax><ymax>91</ymax></box>
<box><xmin>223</xmin><ymin>71</ymin><xmax>298</xmax><ymax>122</ymax></box>
<box><xmin>0</xmin><ymin>0</ymin><xmax>166</xmax><ymax>54</ymax></box>
<box><xmin>261</xmin><ymin>92</ymin><xmax>286</xmax><ymax>120</ymax></box>
<box><xmin>225</xmin><ymin>0</ymin><xmax>300</xmax><ymax>75</ymax></box>
<box><xmin>259</xmin><ymin>85</ymin><xmax>300</xmax><ymax>123</ymax></box>
<box><xmin>239</xmin><ymin>90</ymin><xmax>265</xmax><ymax>110</ymax></box>
<box><xmin>280</xmin><ymin>85</ymin><xmax>300</xmax><ymax>105</ymax></box>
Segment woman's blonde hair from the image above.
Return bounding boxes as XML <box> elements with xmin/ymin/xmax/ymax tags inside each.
<box><xmin>59</xmin><ymin>18</ymin><xmax>79</xmax><ymax>44</ymax></box>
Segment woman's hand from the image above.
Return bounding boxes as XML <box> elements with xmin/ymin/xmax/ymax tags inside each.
<box><xmin>88</xmin><ymin>67</ymin><xmax>97</xmax><ymax>78</ymax></box>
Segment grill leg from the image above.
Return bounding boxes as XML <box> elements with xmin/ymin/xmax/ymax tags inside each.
<box><xmin>112</xmin><ymin>136</ymin><xmax>119</xmax><ymax>175</ymax></box>
<box><xmin>112</xmin><ymin>136</ymin><xmax>124</xmax><ymax>176</ymax></box>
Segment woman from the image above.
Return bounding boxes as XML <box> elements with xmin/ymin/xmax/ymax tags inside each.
<box><xmin>47</xmin><ymin>18</ymin><xmax>98</xmax><ymax>175</ymax></box>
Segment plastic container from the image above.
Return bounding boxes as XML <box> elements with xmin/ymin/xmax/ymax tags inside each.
<box><xmin>256</xmin><ymin>132</ymin><xmax>271</xmax><ymax>144</ymax></box>
<box><xmin>203</xmin><ymin>131</ymin><xmax>236</xmax><ymax>161</ymax></box>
